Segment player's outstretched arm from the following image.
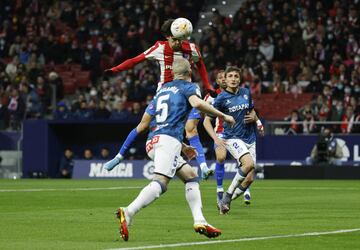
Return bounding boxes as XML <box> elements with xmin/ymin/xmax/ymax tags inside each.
<box><xmin>188</xmin><ymin>95</ymin><xmax>235</xmax><ymax>127</ymax></box>
<box><xmin>104</xmin><ymin>53</ymin><xmax>146</xmax><ymax>75</ymax></box>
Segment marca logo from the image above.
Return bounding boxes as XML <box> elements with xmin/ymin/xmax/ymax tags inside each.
<box><xmin>89</xmin><ymin>163</ymin><xmax>133</xmax><ymax>177</ymax></box>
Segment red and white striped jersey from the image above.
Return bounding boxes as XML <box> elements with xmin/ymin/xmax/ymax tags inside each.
<box><xmin>110</xmin><ymin>40</ymin><xmax>212</xmax><ymax>91</ymax></box>
<box><xmin>204</xmin><ymin>89</ymin><xmax>224</xmax><ymax>134</ymax></box>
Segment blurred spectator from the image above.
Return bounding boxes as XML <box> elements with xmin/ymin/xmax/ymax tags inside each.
<box><xmin>58</xmin><ymin>148</ymin><xmax>74</xmax><ymax>178</ymax></box>
<box><xmin>128</xmin><ymin>102</ymin><xmax>143</xmax><ymax>121</ymax></box>
<box><xmin>83</xmin><ymin>149</ymin><xmax>94</xmax><ymax>160</ymax></box>
<box><xmin>110</xmin><ymin>101</ymin><xmax>130</xmax><ymax>120</ymax></box>
<box><xmin>48</xmin><ymin>72</ymin><xmax>64</xmax><ymax>101</ymax></box>
<box><xmin>94</xmin><ymin>99</ymin><xmax>111</xmax><ymax>119</ymax></box>
<box><xmin>7</xmin><ymin>89</ymin><xmax>25</xmax><ymax>130</ymax></box>
<box><xmin>54</xmin><ymin>101</ymin><xmax>70</xmax><ymax>120</ymax></box>
<box><xmin>284</xmin><ymin>110</ymin><xmax>302</xmax><ymax>135</ymax></box>
<box><xmin>99</xmin><ymin>147</ymin><xmax>110</xmax><ymax>160</ymax></box>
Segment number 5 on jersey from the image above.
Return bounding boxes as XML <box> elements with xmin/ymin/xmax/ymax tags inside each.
<box><xmin>156</xmin><ymin>94</ymin><xmax>170</xmax><ymax>123</ymax></box>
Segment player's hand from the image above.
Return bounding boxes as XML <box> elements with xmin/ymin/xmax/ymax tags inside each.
<box><xmin>103</xmin><ymin>69</ymin><xmax>114</xmax><ymax>77</ymax></box>
<box><xmin>223</xmin><ymin>114</ymin><xmax>236</xmax><ymax>127</ymax></box>
<box><xmin>181</xmin><ymin>144</ymin><xmax>198</xmax><ymax>160</ymax></box>
<box><xmin>214</xmin><ymin>137</ymin><xmax>226</xmax><ymax>148</ymax></box>
<box><xmin>257</xmin><ymin>123</ymin><xmax>265</xmax><ymax>136</ymax></box>
<box><xmin>244</xmin><ymin>111</ymin><xmax>256</xmax><ymax>124</ymax></box>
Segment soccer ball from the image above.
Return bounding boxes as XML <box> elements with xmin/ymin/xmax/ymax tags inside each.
<box><xmin>171</xmin><ymin>18</ymin><xmax>193</xmax><ymax>40</ymax></box>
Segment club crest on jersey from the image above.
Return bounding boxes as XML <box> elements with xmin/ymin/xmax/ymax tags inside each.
<box><xmin>243</xmin><ymin>94</ymin><xmax>248</xmax><ymax>100</ymax></box>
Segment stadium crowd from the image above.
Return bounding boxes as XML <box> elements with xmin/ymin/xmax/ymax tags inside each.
<box><xmin>0</xmin><ymin>0</ymin><xmax>359</xmax><ymax>134</ymax></box>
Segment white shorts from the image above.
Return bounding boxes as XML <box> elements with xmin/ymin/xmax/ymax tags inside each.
<box><xmin>225</xmin><ymin>139</ymin><xmax>256</xmax><ymax>165</ymax></box>
<box><xmin>146</xmin><ymin>134</ymin><xmax>186</xmax><ymax>178</ymax></box>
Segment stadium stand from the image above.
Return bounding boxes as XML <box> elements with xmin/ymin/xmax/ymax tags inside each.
<box><xmin>0</xmin><ymin>0</ymin><xmax>359</xmax><ymax>135</ymax></box>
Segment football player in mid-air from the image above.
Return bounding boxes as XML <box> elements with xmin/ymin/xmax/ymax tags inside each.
<box><xmin>205</xmin><ymin>66</ymin><xmax>264</xmax><ymax>214</ymax></box>
<box><xmin>104</xmin><ymin>18</ymin><xmax>214</xmax><ymax>179</ymax></box>
<box><xmin>114</xmin><ymin>58</ymin><xmax>235</xmax><ymax>241</ymax></box>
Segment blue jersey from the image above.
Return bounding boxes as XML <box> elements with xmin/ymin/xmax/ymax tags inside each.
<box><xmin>148</xmin><ymin>79</ymin><xmax>201</xmax><ymax>142</ymax></box>
<box><xmin>213</xmin><ymin>87</ymin><xmax>256</xmax><ymax>144</ymax></box>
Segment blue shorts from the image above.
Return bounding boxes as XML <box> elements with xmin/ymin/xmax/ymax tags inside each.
<box><xmin>187</xmin><ymin>108</ymin><xmax>201</xmax><ymax>120</ymax></box>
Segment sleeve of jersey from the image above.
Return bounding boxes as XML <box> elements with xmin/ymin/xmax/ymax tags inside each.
<box><xmin>191</xmin><ymin>44</ymin><xmax>212</xmax><ymax>91</ymax></box>
<box><xmin>183</xmin><ymin>84</ymin><xmax>201</xmax><ymax>100</ymax></box>
<box><xmin>110</xmin><ymin>53</ymin><xmax>146</xmax><ymax>72</ymax></box>
<box><xmin>145</xmin><ymin>100</ymin><xmax>156</xmax><ymax>116</ymax></box>
<box><xmin>110</xmin><ymin>42</ymin><xmax>161</xmax><ymax>72</ymax></box>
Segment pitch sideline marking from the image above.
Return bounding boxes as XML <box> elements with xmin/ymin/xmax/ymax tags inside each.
<box><xmin>1</xmin><ymin>185</ymin><xmax>360</xmax><ymax>192</ymax></box>
<box><xmin>0</xmin><ymin>186</ymin><xmax>142</xmax><ymax>192</ymax></box>
<box><xmin>107</xmin><ymin>228</ymin><xmax>360</xmax><ymax>250</ymax></box>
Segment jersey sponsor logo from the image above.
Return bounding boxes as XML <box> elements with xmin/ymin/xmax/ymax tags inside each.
<box><xmin>243</xmin><ymin>94</ymin><xmax>248</xmax><ymax>100</ymax></box>
<box><xmin>89</xmin><ymin>163</ymin><xmax>133</xmax><ymax>177</ymax></box>
<box><xmin>228</xmin><ymin>103</ymin><xmax>249</xmax><ymax>113</ymax></box>
<box><xmin>165</xmin><ymin>65</ymin><xmax>172</xmax><ymax>69</ymax></box>
<box><xmin>226</xmin><ymin>100</ymin><xmax>231</xmax><ymax>104</ymax></box>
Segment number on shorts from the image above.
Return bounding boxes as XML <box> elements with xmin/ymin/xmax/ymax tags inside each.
<box><xmin>156</xmin><ymin>94</ymin><xmax>170</xmax><ymax>123</ymax></box>
<box><xmin>233</xmin><ymin>142</ymin><xmax>239</xmax><ymax>149</ymax></box>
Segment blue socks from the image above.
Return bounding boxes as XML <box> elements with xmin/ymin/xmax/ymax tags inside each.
<box><xmin>215</xmin><ymin>162</ymin><xmax>225</xmax><ymax>188</ymax></box>
<box><xmin>119</xmin><ymin>128</ymin><xmax>139</xmax><ymax>156</ymax></box>
<box><xmin>188</xmin><ymin>135</ymin><xmax>207</xmax><ymax>168</ymax></box>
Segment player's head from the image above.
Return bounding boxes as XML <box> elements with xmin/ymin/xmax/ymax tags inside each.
<box><xmin>161</xmin><ymin>19</ymin><xmax>182</xmax><ymax>51</ymax></box>
<box><xmin>225</xmin><ymin>66</ymin><xmax>241</xmax><ymax>89</ymax></box>
<box><xmin>172</xmin><ymin>58</ymin><xmax>192</xmax><ymax>81</ymax></box>
<box><xmin>216</xmin><ymin>70</ymin><xmax>226</xmax><ymax>89</ymax></box>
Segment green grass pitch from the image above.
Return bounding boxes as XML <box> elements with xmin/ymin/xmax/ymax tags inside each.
<box><xmin>0</xmin><ymin>179</ymin><xmax>360</xmax><ymax>250</ymax></box>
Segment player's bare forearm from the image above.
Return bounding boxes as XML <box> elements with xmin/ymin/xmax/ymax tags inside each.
<box><xmin>189</xmin><ymin>96</ymin><xmax>235</xmax><ymax>126</ymax></box>
<box><xmin>203</xmin><ymin>116</ymin><xmax>218</xmax><ymax>141</ymax></box>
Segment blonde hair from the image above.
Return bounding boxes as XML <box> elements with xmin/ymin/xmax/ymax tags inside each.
<box><xmin>173</xmin><ymin>58</ymin><xmax>191</xmax><ymax>80</ymax></box>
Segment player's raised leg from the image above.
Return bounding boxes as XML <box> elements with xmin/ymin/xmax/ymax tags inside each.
<box><xmin>104</xmin><ymin>109</ymin><xmax>153</xmax><ymax>171</ymax></box>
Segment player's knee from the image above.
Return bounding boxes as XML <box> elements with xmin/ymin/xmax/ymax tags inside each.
<box><xmin>216</xmin><ymin>153</ymin><xmax>226</xmax><ymax>163</ymax></box>
<box><xmin>153</xmin><ymin>176</ymin><xmax>169</xmax><ymax>193</ymax></box>
<box><xmin>240</xmin><ymin>156</ymin><xmax>254</xmax><ymax>173</ymax></box>
<box><xmin>185</xmin><ymin>120</ymin><xmax>198</xmax><ymax>137</ymax></box>
<box><xmin>186</xmin><ymin>169</ymin><xmax>198</xmax><ymax>180</ymax></box>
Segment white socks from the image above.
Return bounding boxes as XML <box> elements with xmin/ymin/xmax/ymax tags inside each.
<box><xmin>116</xmin><ymin>153</ymin><xmax>124</xmax><ymax>160</ymax></box>
<box><xmin>185</xmin><ymin>182</ymin><xmax>206</xmax><ymax>224</ymax></box>
<box><xmin>227</xmin><ymin>171</ymin><xmax>246</xmax><ymax>195</ymax></box>
<box><xmin>126</xmin><ymin>181</ymin><xmax>162</xmax><ymax>218</ymax></box>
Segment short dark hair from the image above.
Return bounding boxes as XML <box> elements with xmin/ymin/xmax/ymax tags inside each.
<box><xmin>225</xmin><ymin>66</ymin><xmax>241</xmax><ymax>77</ymax></box>
<box><xmin>160</xmin><ymin>19</ymin><xmax>174</xmax><ymax>37</ymax></box>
